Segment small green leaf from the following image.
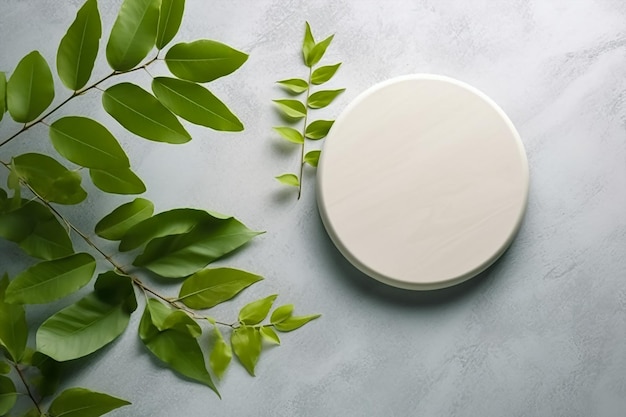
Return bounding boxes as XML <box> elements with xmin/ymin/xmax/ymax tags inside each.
<box><xmin>6</xmin><ymin>253</ymin><xmax>96</xmax><ymax>304</ymax></box>
<box><xmin>94</xmin><ymin>271</ymin><xmax>137</xmax><ymax>313</ymax></box>
<box><xmin>56</xmin><ymin>0</ymin><xmax>101</xmax><ymax>90</ymax></box>
<box><xmin>102</xmin><ymin>83</ymin><xmax>191</xmax><ymax>144</ymax></box>
<box><xmin>89</xmin><ymin>167</ymin><xmax>146</xmax><ymax>195</ymax></box>
<box><xmin>275</xmin><ymin>174</ymin><xmax>299</xmax><ymax>187</ymax></box>
<box><xmin>239</xmin><ymin>294</ymin><xmax>278</xmax><ymax>325</ymax></box>
<box><xmin>308</xmin><ymin>89</ymin><xmax>345</xmax><ymax>109</ymax></box>
<box><xmin>7</xmin><ymin>51</ymin><xmax>54</xmax><ymax>123</ymax></box>
<box><xmin>0</xmin><ymin>72</ymin><xmax>6</xmax><ymax>121</ymax></box>
<box><xmin>0</xmin><ymin>375</ymin><xmax>16</xmax><ymax>416</ymax></box>
<box><xmin>302</xmin><ymin>22</ymin><xmax>316</xmax><ymax>67</ymax></box>
<box><xmin>231</xmin><ymin>326</ymin><xmax>262</xmax><ymax>376</ymax></box>
<box><xmin>277</xmin><ymin>78</ymin><xmax>308</xmax><ymax>94</ymax></box>
<box><xmin>165</xmin><ymin>40</ymin><xmax>248</xmax><ymax>83</ymax></box>
<box><xmin>145</xmin><ymin>299</ymin><xmax>200</xmax><ymax>336</ymax></box>
<box><xmin>273</xmin><ymin>126</ymin><xmax>304</xmax><ymax>144</ymax></box>
<box><xmin>95</xmin><ymin>198</ymin><xmax>154</xmax><ymax>241</ymax></box>
<box><xmin>178</xmin><ymin>268</ymin><xmax>263</xmax><ymax>309</ymax></box>
<box><xmin>309</xmin><ymin>35</ymin><xmax>334</xmax><ymax>67</ymax></box>
<box><xmin>305</xmin><ymin>120</ymin><xmax>334</xmax><ymax>140</ymax></box>
<box><xmin>30</xmin><ymin>352</ymin><xmax>60</xmax><ymax>398</ymax></box>
<box><xmin>260</xmin><ymin>326</ymin><xmax>280</xmax><ymax>345</ymax></box>
<box><xmin>272</xmin><ymin>99</ymin><xmax>306</xmax><ymax>119</ymax></box>
<box><xmin>270</xmin><ymin>304</ymin><xmax>294</xmax><ymax>324</ymax></box>
<box><xmin>156</xmin><ymin>0</ymin><xmax>185</xmax><ymax>49</ymax></box>
<box><xmin>209</xmin><ymin>327</ymin><xmax>231</xmax><ymax>380</ymax></box>
<box><xmin>304</xmin><ymin>150</ymin><xmax>321</xmax><ymax>167</ymax></box>
<box><xmin>311</xmin><ymin>63</ymin><xmax>341</xmax><ymax>85</ymax></box>
<box><xmin>106</xmin><ymin>0</ymin><xmax>160</xmax><ymax>71</ymax></box>
<box><xmin>274</xmin><ymin>314</ymin><xmax>321</xmax><ymax>332</ymax></box>
<box><xmin>48</xmin><ymin>388</ymin><xmax>130</xmax><ymax>417</ymax></box>
<box><xmin>0</xmin><ymin>275</ymin><xmax>27</xmax><ymax>362</ymax></box>
<box><xmin>0</xmin><ymin>362</ymin><xmax>9</xmax><ymax>374</ymax></box>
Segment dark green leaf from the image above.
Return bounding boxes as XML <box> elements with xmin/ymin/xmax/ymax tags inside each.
<box><xmin>231</xmin><ymin>326</ymin><xmax>262</xmax><ymax>376</ymax></box>
<box><xmin>209</xmin><ymin>327</ymin><xmax>231</xmax><ymax>379</ymax></box>
<box><xmin>6</xmin><ymin>253</ymin><xmax>96</xmax><ymax>304</ymax></box>
<box><xmin>94</xmin><ymin>271</ymin><xmax>137</xmax><ymax>313</ymax></box>
<box><xmin>89</xmin><ymin>167</ymin><xmax>146</xmax><ymax>195</ymax></box>
<box><xmin>305</xmin><ymin>120</ymin><xmax>334</xmax><ymax>140</ymax></box>
<box><xmin>302</xmin><ymin>22</ymin><xmax>315</xmax><ymax>67</ymax></box>
<box><xmin>274</xmin><ymin>314</ymin><xmax>321</xmax><ymax>332</ymax></box>
<box><xmin>0</xmin><ymin>375</ymin><xmax>16</xmax><ymax>416</ymax></box>
<box><xmin>103</xmin><ymin>83</ymin><xmax>191</xmax><ymax>144</ymax></box>
<box><xmin>273</xmin><ymin>126</ymin><xmax>304</xmax><ymax>144</ymax></box>
<box><xmin>18</xmin><ymin>409</ymin><xmax>41</xmax><ymax>417</ymax></box>
<box><xmin>165</xmin><ymin>40</ymin><xmax>248</xmax><ymax>83</ymax></box>
<box><xmin>7</xmin><ymin>51</ymin><xmax>54</xmax><ymax>123</ymax></box>
<box><xmin>309</xmin><ymin>34</ymin><xmax>334</xmax><ymax>67</ymax></box>
<box><xmin>277</xmin><ymin>78</ymin><xmax>308</xmax><ymax>94</ymax></box>
<box><xmin>270</xmin><ymin>304</ymin><xmax>294</xmax><ymax>324</ymax></box>
<box><xmin>49</xmin><ymin>117</ymin><xmax>130</xmax><ymax>169</ymax></box>
<box><xmin>156</xmin><ymin>0</ymin><xmax>185</xmax><ymax>49</ymax></box>
<box><xmin>308</xmin><ymin>89</ymin><xmax>345</xmax><ymax>109</ymax></box>
<box><xmin>275</xmin><ymin>174</ymin><xmax>299</xmax><ymax>187</ymax></box>
<box><xmin>304</xmin><ymin>150</ymin><xmax>321</xmax><ymax>167</ymax></box>
<box><xmin>48</xmin><ymin>388</ymin><xmax>130</xmax><ymax>417</ymax></box>
<box><xmin>0</xmin><ymin>362</ymin><xmax>8</xmax><ymax>374</ymax></box>
<box><xmin>0</xmin><ymin>275</ymin><xmax>27</xmax><ymax>362</ymax></box>
<box><xmin>260</xmin><ymin>326</ymin><xmax>280</xmax><ymax>345</ymax></box>
<box><xmin>106</xmin><ymin>0</ymin><xmax>160</xmax><ymax>71</ymax></box>
<box><xmin>239</xmin><ymin>294</ymin><xmax>277</xmax><ymax>325</ymax></box>
<box><xmin>152</xmin><ymin>77</ymin><xmax>243</xmax><ymax>131</ymax></box>
<box><xmin>30</xmin><ymin>352</ymin><xmax>60</xmax><ymax>398</ymax></box>
<box><xmin>178</xmin><ymin>267</ymin><xmax>262</xmax><ymax>309</ymax></box>
<box><xmin>56</xmin><ymin>0</ymin><xmax>101</xmax><ymax>90</ymax></box>
<box><xmin>0</xmin><ymin>72</ymin><xmax>6</xmax><ymax>122</ymax></box>
<box><xmin>95</xmin><ymin>198</ymin><xmax>154</xmax><ymax>241</ymax></box>
<box><xmin>311</xmin><ymin>63</ymin><xmax>341</xmax><ymax>85</ymax></box>
<box><xmin>272</xmin><ymin>99</ymin><xmax>306</xmax><ymax>119</ymax></box>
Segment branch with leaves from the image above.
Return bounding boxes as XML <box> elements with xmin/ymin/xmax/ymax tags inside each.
<box><xmin>273</xmin><ymin>22</ymin><xmax>345</xmax><ymax>199</ymax></box>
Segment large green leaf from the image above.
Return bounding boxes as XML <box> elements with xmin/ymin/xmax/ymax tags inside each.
<box><xmin>94</xmin><ymin>271</ymin><xmax>137</xmax><ymax>313</ymax></box>
<box><xmin>56</xmin><ymin>0</ymin><xmax>101</xmax><ymax>90</ymax></box>
<box><xmin>305</xmin><ymin>120</ymin><xmax>334</xmax><ymax>140</ymax></box>
<box><xmin>273</xmin><ymin>126</ymin><xmax>304</xmax><ymax>144</ymax></box>
<box><xmin>5</xmin><ymin>253</ymin><xmax>96</xmax><ymax>304</ymax></box>
<box><xmin>277</xmin><ymin>78</ymin><xmax>308</xmax><ymax>94</ymax></box>
<box><xmin>145</xmin><ymin>299</ymin><xmax>200</xmax><ymax>336</ymax></box>
<box><xmin>302</xmin><ymin>22</ymin><xmax>315</xmax><ymax>66</ymax></box>
<box><xmin>308</xmin><ymin>34</ymin><xmax>334</xmax><ymax>67</ymax></box>
<box><xmin>152</xmin><ymin>77</ymin><xmax>243</xmax><ymax>131</ymax></box>
<box><xmin>30</xmin><ymin>352</ymin><xmax>60</xmax><ymax>398</ymax></box>
<box><xmin>0</xmin><ymin>362</ymin><xmax>9</xmax><ymax>374</ymax></box>
<box><xmin>304</xmin><ymin>150</ymin><xmax>321</xmax><ymax>167</ymax></box>
<box><xmin>102</xmin><ymin>83</ymin><xmax>191</xmax><ymax>144</ymax></box>
<box><xmin>95</xmin><ymin>198</ymin><xmax>154</xmax><ymax>241</ymax></box>
<box><xmin>106</xmin><ymin>0</ymin><xmax>159</xmax><ymax>71</ymax></box>
<box><xmin>260</xmin><ymin>326</ymin><xmax>280</xmax><ymax>345</ymax></box>
<box><xmin>49</xmin><ymin>116</ymin><xmax>130</xmax><ymax>169</ymax></box>
<box><xmin>270</xmin><ymin>304</ymin><xmax>294</xmax><ymax>324</ymax></box>
<box><xmin>272</xmin><ymin>99</ymin><xmax>306</xmax><ymax>119</ymax></box>
<box><xmin>0</xmin><ymin>375</ymin><xmax>16</xmax><ymax>416</ymax></box>
<box><xmin>177</xmin><ymin>268</ymin><xmax>263</xmax><ymax>309</ymax></box>
<box><xmin>307</xmin><ymin>89</ymin><xmax>345</xmax><ymax>109</ymax></box>
<box><xmin>209</xmin><ymin>327</ymin><xmax>231</xmax><ymax>379</ymax></box>
<box><xmin>89</xmin><ymin>167</ymin><xmax>145</xmax><ymax>195</ymax></box>
<box><xmin>274</xmin><ymin>314</ymin><xmax>321</xmax><ymax>332</ymax></box>
<box><xmin>0</xmin><ymin>275</ymin><xmax>27</xmax><ymax>362</ymax></box>
<box><xmin>311</xmin><ymin>63</ymin><xmax>341</xmax><ymax>85</ymax></box>
<box><xmin>48</xmin><ymin>388</ymin><xmax>130</xmax><ymax>417</ymax></box>
<box><xmin>275</xmin><ymin>173</ymin><xmax>299</xmax><ymax>187</ymax></box>
<box><xmin>165</xmin><ymin>40</ymin><xmax>248</xmax><ymax>83</ymax></box>
<box><xmin>231</xmin><ymin>326</ymin><xmax>261</xmax><ymax>376</ymax></box>
<box><xmin>12</xmin><ymin>153</ymin><xmax>86</xmax><ymax>205</ymax></box>
<box><xmin>156</xmin><ymin>0</ymin><xmax>185</xmax><ymax>49</ymax></box>
<box><xmin>238</xmin><ymin>294</ymin><xmax>277</xmax><ymax>325</ymax></box>
<box><xmin>0</xmin><ymin>72</ymin><xmax>6</xmax><ymax>122</ymax></box>
<box><xmin>6</xmin><ymin>51</ymin><xmax>54</xmax><ymax>123</ymax></box>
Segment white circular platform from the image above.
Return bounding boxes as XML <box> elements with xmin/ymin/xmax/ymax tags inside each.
<box><xmin>317</xmin><ymin>74</ymin><xmax>529</xmax><ymax>290</ymax></box>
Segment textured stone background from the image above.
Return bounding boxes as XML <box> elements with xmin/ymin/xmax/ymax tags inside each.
<box><xmin>1</xmin><ymin>1</ymin><xmax>626</xmax><ymax>416</ymax></box>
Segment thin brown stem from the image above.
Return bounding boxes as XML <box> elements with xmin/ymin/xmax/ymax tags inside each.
<box><xmin>14</xmin><ymin>364</ymin><xmax>42</xmax><ymax>414</ymax></box>
<box><xmin>298</xmin><ymin>66</ymin><xmax>314</xmax><ymax>200</ymax></box>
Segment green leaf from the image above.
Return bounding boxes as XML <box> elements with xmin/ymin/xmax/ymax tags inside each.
<box><xmin>0</xmin><ymin>72</ymin><xmax>6</xmax><ymax>122</ymax></box>
<box><xmin>178</xmin><ymin>267</ymin><xmax>262</xmax><ymax>309</ymax></box>
<box><xmin>102</xmin><ymin>83</ymin><xmax>191</xmax><ymax>144</ymax></box>
<box><xmin>0</xmin><ymin>275</ymin><xmax>27</xmax><ymax>362</ymax></box>
<box><xmin>273</xmin><ymin>126</ymin><xmax>304</xmax><ymax>144</ymax></box>
<box><xmin>308</xmin><ymin>89</ymin><xmax>345</xmax><ymax>109</ymax></box>
<box><xmin>277</xmin><ymin>78</ymin><xmax>308</xmax><ymax>94</ymax></box>
<box><xmin>89</xmin><ymin>167</ymin><xmax>146</xmax><ymax>195</ymax></box>
<box><xmin>48</xmin><ymin>388</ymin><xmax>130</xmax><ymax>417</ymax></box>
<box><xmin>239</xmin><ymin>294</ymin><xmax>277</xmax><ymax>325</ymax></box>
<box><xmin>19</xmin><ymin>409</ymin><xmax>41</xmax><ymax>417</ymax></box>
<box><xmin>30</xmin><ymin>352</ymin><xmax>60</xmax><ymax>398</ymax></box>
<box><xmin>106</xmin><ymin>0</ymin><xmax>160</xmax><ymax>71</ymax></box>
<box><xmin>304</xmin><ymin>150</ymin><xmax>321</xmax><ymax>167</ymax></box>
<box><xmin>156</xmin><ymin>0</ymin><xmax>185</xmax><ymax>49</ymax></box>
<box><xmin>94</xmin><ymin>271</ymin><xmax>137</xmax><ymax>313</ymax></box>
<box><xmin>95</xmin><ymin>198</ymin><xmax>154</xmax><ymax>241</ymax></box>
<box><xmin>37</xmin><ymin>293</ymin><xmax>132</xmax><ymax>361</ymax></box>
<box><xmin>309</xmin><ymin>35</ymin><xmax>334</xmax><ymax>67</ymax></box>
<box><xmin>49</xmin><ymin>117</ymin><xmax>130</xmax><ymax>169</ymax></box>
<box><xmin>0</xmin><ymin>375</ymin><xmax>16</xmax><ymax>416</ymax></box>
<box><xmin>305</xmin><ymin>120</ymin><xmax>334</xmax><ymax>140</ymax></box>
<box><xmin>0</xmin><ymin>362</ymin><xmax>8</xmax><ymax>374</ymax></box>
<box><xmin>260</xmin><ymin>326</ymin><xmax>280</xmax><ymax>345</ymax></box>
<box><xmin>56</xmin><ymin>0</ymin><xmax>101</xmax><ymax>90</ymax></box>
<box><xmin>270</xmin><ymin>304</ymin><xmax>294</xmax><ymax>324</ymax></box>
<box><xmin>165</xmin><ymin>40</ymin><xmax>248</xmax><ymax>83</ymax></box>
<box><xmin>7</xmin><ymin>51</ymin><xmax>54</xmax><ymax>123</ymax></box>
<box><xmin>152</xmin><ymin>77</ymin><xmax>243</xmax><ymax>131</ymax></box>
<box><xmin>274</xmin><ymin>314</ymin><xmax>321</xmax><ymax>332</ymax></box>
<box><xmin>272</xmin><ymin>99</ymin><xmax>306</xmax><ymax>119</ymax></box>
<box><xmin>6</xmin><ymin>253</ymin><xmax>96</xmax><ymax>304</ymax></box>
<box><xmin>311</xmin><ymin>63</ymin><xmax>341</xmax><ymax>85</ymax></box>
<box><xmin>145</xmin><ymin>299</ymin><xmax>200</xmax><ymax>336</ymax></box>
<box><xmin>209</xmin><ymin>327</ymin><xmax>231</xmax><ymax>380</ymax></box>
<box><xmin>231</xmin><ymin>326</ymin><xmax>262</xmax><ymax>376</ymax></box>
<box><xmin>302</xmin><ymin>22</ymin><xmax>316</xmax><ymax>67</ymax></box>
<box><xmin>275</xmin><ymin>173</ymin><xmax>299</xmax><ymax>187</ymax></box>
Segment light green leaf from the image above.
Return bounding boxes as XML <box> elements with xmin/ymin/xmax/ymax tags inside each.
<box><xmin>102</xmin><ymin>83</ymin><xmax>191</xmax><ymax>144</ymax></box>
<box><xmin>178</xmin><ymin>267</ymin><xmax>262</xmax><ymax>309</ymax></box>
<box><xmin>152</xmin><ymin>77</ymin><xmax>243</xmax><ymax>131</ymax></box>
<box><xmin>275</xmin><ymin>173</ymin><xmax>299</xmax><ymax>187</ymax></box>
<box><xmin>0</xmin><ymin>72</ymin><xmax>6</xmax><ymax>122</ymax></box>
<box><xmin>302</xmin><ymin>22</ymin><xmax>316</xmax><ymax>67</ymax></box>
<box><xmin>308</xmin><ymin>89</ymin><xmax>345</xmax><ymax>109</ymax></box>
<box><xmin>56</xmin><ymin>0</ymin><xmax>101</xmax><ymax>90</ymax></box>
<box><xmin>274</xmin><ymin>314</ymin><xmax>321</xmax><ymax>332</ymax></box>
<box><xmin>145</xmin><ymin>299</ymin><xmax>200</xmax><ymax>336</ymax></box>
<box><xmin>311</xmin><ymin>63</ymin><xmax>341</xmax><ymax>85</ymax></box>
<box><xmin>209</xmin><ymin>327</ymin><xmax>231</xmax><ymax>380</ymax></box>
<box><xmin>94</xmin><ymin>271</ymin><xmax>137</xmax><ymax>313</ymax></box>
<box><xmin>6</xmin><ymin>253</ymin><xmax>96</xmax><ymax>304</ymax></box>
<box><xmin>49</xmin><ymin>116</ymin><xmax>130</xmax><ymax>169</ymax></box>
<box><xmin>95</xmin><ymin>198</ymin><xmax>154</xmax><ymax>241</ymax></box>
<box><xmin>7</xmin><ymin>51</ymin><xmax>54</xmax><ymax>123</ymax></box>
<box><xmin>270</xmin><ymin>304</ymin><xmax>294</xmax><ymax>324</ymax></box>
<box><xmin>0</xmin><ymin>375</ymin><xmax>16</xmax><ymax>416</ymax></box>
<box><xmin>239</xmin><ymin>294</ymin><xmax>277</xmax><ymax>325</ymax></box>
<box><xmin>304</xmin><ymin>150</ymin><xmax>321</xmax><ymax>167</ymax></box>
<box><xmin>277</xmin><ymin>78</ymin><xmax>308</xmax><ymax>94</ymax></box>
<box><xmin>272</xmin><ymin>99</ymin><xmax>306</xmax><ymax>119</ymax></box>
<box><xmin>12</xmin><ymin>153</ymin><xmax>86</xmax><ymax>205</ymax></box>
<box><xmin>156</xmin><ymin>0</ymin><xmax>185</xmax><ymax>49</ymax></box>
<box><xmin>106</xmin><ymin>0</ymin><xmax>160</xmax><ymax>71</ymax></box>
<box><xmin>0</xmin><ymin>275</ymin><xmax>27</xmax><ymax>362</ymax></box>
<box><xmin>30</xmin><ymin>352</ymin><xmax>60</xmax><ymax>398</ymax></box>
<box><xmin>89</xmin><ymin>167</ymin><xmax>146</xmax><ymax>195</ymax></box>
<box><xmin>0</xmin><ymin>362</ymin><xmax>8</xmax><ymax>374</ymax></box>
<box><xmin>273</xmin><ymin>126</ymin><xmax>304</xmax><ymax>144</ymax></box>
<box><xmin>309</xmin><ymin>34</ymin><xmax>334</xmax><ymax>67</ymax></box>
<box><xmin>260</xmin><ymin>326</ymin><xmax>280</xmax><ymax>345</ymax></box>
<box><xmin>48</xmin><ymin>388</ymin><xmax>130</xmax><ymax>417</ymax></box>
<box><xmin>305</xmin><ymin>120</ymin><xmax>334</xmax><ymax>140</ymax></box>
<box><xmin>165</xmin><ymin>40</ymin><xmax>248</xmax><ymax>83</ymax></box>
<box><xmin>231</xmin><ymin>326</ymin><xmax>262</xmax><ymax>376</ymax></box>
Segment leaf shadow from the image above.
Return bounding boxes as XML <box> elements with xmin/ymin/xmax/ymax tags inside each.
<box><xmin>270</xmin><ymin>137</ymin><xmax>299</xmax><ymax>158</ymax></box>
